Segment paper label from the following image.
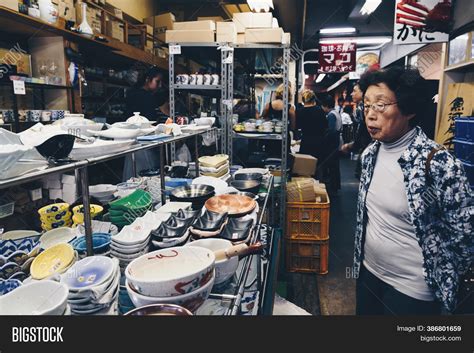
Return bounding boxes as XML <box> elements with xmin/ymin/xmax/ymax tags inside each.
<box><xmin>13</xmin><ymin>80</ymin><xmax>26</xmax><ymax>95</ymax></box>
<box><xmin>169</xmin><ymin>45</ymin><xmax>181</xmax><ymax>55</ymax></box>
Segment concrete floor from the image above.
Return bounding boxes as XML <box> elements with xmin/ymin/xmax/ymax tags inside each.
<box><xmin>277</xmin><ymin>157</ymin><xmax>359</xmax><ymax>315</ymax></box>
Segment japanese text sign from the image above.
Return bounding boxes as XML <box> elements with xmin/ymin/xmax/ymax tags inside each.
<box><xmin>318</xmin><ymin>43</ymin><xmax>356</xmax><ymax>73</ymax></box>
<box><xmin>394</xmin><ymin>0</ymin><xmax>451</xmax><ymax>45</ymax></box>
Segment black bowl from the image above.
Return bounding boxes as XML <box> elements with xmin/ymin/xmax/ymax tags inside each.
<box><xmin>234</xmin><ymin>173</ymin><xmax>263</xmax><ymax>183</ymax></box>
<box><xmin>230</xmin><ymin>180</ymin><xmax>261</xmax><ymax>195</ymax></box>
<box><xmin>170</xmin><ymin>185</ymin><xmax>215</xmax><ymax>210</ymax></box>
<box><xmin>35</xmin><ymin>134</ymin><xmax>75</xmax><ymax>161</ymax></box>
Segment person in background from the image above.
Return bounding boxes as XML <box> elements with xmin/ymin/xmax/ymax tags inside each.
<box><xmin>123</xmin><ymin>66</ymin><xmax>169</xmax><ymax>181</ymax></box>
<box><xmin>353</xmin><ymin>66</ymin><xmax>472</xmax><ymax>315</ymax></box>
<box><xmin>341</xmin><ymin>82</ymin><xmax>372</xmax><ymax>178</ymax></box>
<box><xmin>297</xmin><ymin>89</ymin><xmax>328</xmax><ymax>163</ymax></box>
<box><xmin>320</xmin><ymin>94</ymin><xmax>342</xmax><ymax>194</ymax></box>
<box><xmin>341</xmin><ymin>105</ymin><xmax>354</xmax><ymax>143</ymax></box>
<box><xmin>335</xmin><ymin>96</ymin><xmax>345</xmax><ymax>115</ymax></box>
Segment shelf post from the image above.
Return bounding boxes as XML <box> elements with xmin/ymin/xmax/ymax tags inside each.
<box><xmin>160</xmin><ymin>144</ymin><xmax>166</xmax><ymax>206</ymax></box>
<box><xmin>78</xmin><ymin>166</ymin><xmax>94</xmax><ymax>257</ymax></box>
<box><xmin>195</xmin><ymin>134</ymin><xmax>200</xmax><ymax>178</ymax></box>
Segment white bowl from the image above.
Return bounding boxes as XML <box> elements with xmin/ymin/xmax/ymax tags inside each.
<box><xmin>185</xmin><ymin>239</ymin><xmax>239</xmax><ymax>285</ymax></box>
<box><xmin>0</xmin><ymin>280</ymin><xmax>68</xmax><ymax>315</ymax></box>
<box><xmin>125</xmin><ymin>246</ymin><xmax>215</xmax><ymax>297</ymax></box>
<box><xmin>89</xmin><ymin>184</ymin><xmax>118</xmax><ymax>198</ymax></box>
<box><xmin>126</xmin><ymin>270</ymin><xmax>215</xmax><ymax>312</ymax></box>
<box><xmin>60</xmin><ymin>256</ymin><xmax>116</xmax><ymax>291</ymax></box>
<box><xmin>40</xmin><ymin>228</ymin><xmax>76</xmax><ymax>250</ymax></box>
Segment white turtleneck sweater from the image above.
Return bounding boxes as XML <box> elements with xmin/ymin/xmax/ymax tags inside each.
<box><xmin>363</xmin><ymin>128</ymin><xmax>434</xmax><ymax>301</ymax></box>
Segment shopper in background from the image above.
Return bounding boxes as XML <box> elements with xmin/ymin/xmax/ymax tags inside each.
<box><xmin>341</xmin><ymin>82</ymin><xmax>372</xmax><ymax>178</ymax></box>
<box><xmin>341</xmin><ymin>105</ymin><xmax>354</xmax><ymax>143</ymax></box>
<box><xmin>297</xmin><ymin>89</ymin><xmax>328</xmax><ymax>163</ymax></box>
<box><xmin>261</xmin><ymin>82</ymin><xmax>296</xmax><ymax>159</ymax></box>
<box><xmin>335</xmin><ymin>96</ymin><xmax>345</xmax><ymax>115</ymax></box>
<box><xmin>353</xmin><ymin>66</ymin><xmax>473</xmax><ymax>315</ymax></box>
<box><xmin>320</xmin><ymin>94</ymin><xmax>342</xmax><ymax>194</ymax></box>
<box><xmin>123</xmin><ymin>66</ymin><xmax>169</xmax><ymax>181</ymax></box>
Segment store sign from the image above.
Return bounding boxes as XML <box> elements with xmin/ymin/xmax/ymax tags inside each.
<box><xmin>394</xmin><ymin>0</ymin><xmax>452</xmax><ymax>45</ymax></box>
<box><xmin>348</xmin><ymin>50</ymin><xmax>380</xmax><ymax>80</ymax></box>
<box><xmin>318</xmin><ymin>43</ymin><xmax>356</xmax><ymax>73</ymax></box>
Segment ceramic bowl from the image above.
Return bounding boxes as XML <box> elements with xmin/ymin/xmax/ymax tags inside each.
<box><xmin>0</xmin><ymin>250</ymin><xmax>30</xmax><ymax>267</ymax></box>
<box><xmin>230</xmin><ymin>180</ymin><xmax>261</xmax><ymax>195</ymax></box>
<box><xmin>125</xmin><ymin>246</ymin><xmax>215</xmax><ymax>297</ymax></box>
<box><xmin>0</xmin><ymin>238</ymin><xmax>39</xmax><ymax>257</ymax></box>
<box><xmin>0</xmin><ymin>230</ymin><xmax>40</xmax><ymax>244</ymax></box>
<box><xmin>35</xmin><ymin>134</ymin><xmax>75</xmax><ymax>160</ymax></box>
<box><xmin>124</xmin><ymin>303</ymin><xmax>193</xmax><ymax>316</ymax></box>
<box><xmin>0</xmin><ymin>262</ymin><xmax>21</xmax><ymax>280</ymax></box>
<box><xmin>0</xmin><ymin>280</ymin><xmax>68</xmax><ymax>315</ymax></box>
<box><xmin>60</xmin><ymin>256</ymin><xmax>116</xmax><ymax>291</ymax></box>
<box><xmin>38</xmin><ymin>203</ymin><xmax>70</xmax><ymax>220</ymax></box>
<box><xmin>126</xmin><ymin>270</ymin><xmax>215</xmax><ymax>312</ymax></box>
<box><xmin>30</xmin><ymin>243</ymin><xmax>76</xmax><ymax>280</ymax></box>
<box><xmin>71</xmin><ymin>234</ymin><xmax>111</xmax><ymax>254</ymax></box>
<box><xmin>39</xmin><ymin>228</ymin><xmax>76</xmax><ymax>250</ymax></box>
<box><xmin>151</xmin><ymin>230</ymin><xmax>190</xmax><ymax>249</ymax></box>
<box><xmin>185</xmin><ymin>240</ymin><xmax>239</xmax><ymax>285</ymax></box>
<box><xmin>151</xmin><ymin>222</ymin><xmax>189</xmax><ymax>241</ymax></box>
<box><xmin>72</xmin><ymin>204</ymin><xmax>104</xmax><ymax>217</ymax></box>
<box><xmin>0</xmin><ymin>278</ymin><xmax>22</xmax><ymax>295</ymax></box>
<box><xmin>89</xmin><ymin>184</ymin><xmax>117</xmax><ymax>198</ymax></box>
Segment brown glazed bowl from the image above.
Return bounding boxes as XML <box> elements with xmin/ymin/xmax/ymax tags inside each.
<box><xmin>124</xmin><ymin>304</ymin><xmax>193</xmax><ymax>316</ymax></box>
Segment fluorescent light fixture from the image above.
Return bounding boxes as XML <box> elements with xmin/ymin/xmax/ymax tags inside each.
<box><xmin>315</xmin><ymin>74</ymin><xmax>326</xmax><ymax>83</ymax></box>
<box><xmin>360</xmin><ymin>0</ymin><xmax>382</xmax><ymax>16</ymax></box>
<box><xmin>320</xmin><ymin>27</ymin><xmax>357</xmax><ymax>35</ymax></box>
<box><xmin>319</xmin><ymin>36</ymin><xmax>392</xmax><ymax>45</ymax></box>
<box><xmin>247</xmin><ymin>0</ymin><xmax>274</xmax><ymax>12</ymax></box>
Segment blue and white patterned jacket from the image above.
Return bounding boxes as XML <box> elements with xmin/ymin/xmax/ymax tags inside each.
<box><xmin>353</xmin><ymin>126</ymin><xmax>473</xmax><ymax>312</ymax></box>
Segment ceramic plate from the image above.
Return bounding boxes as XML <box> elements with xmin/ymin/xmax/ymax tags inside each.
<box><xmin>30</xmin><ymin>243</ymin><xmax>75</xmax><ymax>280</ymax></box>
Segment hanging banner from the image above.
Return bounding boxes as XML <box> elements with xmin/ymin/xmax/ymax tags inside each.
<box><xmin>348</xmin><ymin>50</ymin><xmax>380</xmax><ymax>80</ymax></box>
<box><xmin>318</xmin><ymin>43</ymin><xmax>356</xmax><ymax>73</ymax></box>
<box><xmin>394</xmin><ymin>0</ymin><xmax>452</xmax><ymax>45</ymax></box>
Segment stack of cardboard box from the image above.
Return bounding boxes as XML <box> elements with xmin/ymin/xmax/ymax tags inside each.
<box><xmin>144</xmin><ymin>12</ymin><xmax>176</xmax><ymax>43</ymax></box>
<box><xmin>165</xmin><ymin>20</ymin><xmax>216</xmax><ymax>43</ymax></box>
<box><xmin>233</xmin><ymin>12</ymin><xmax>289</xmax><ymax>44</ymax></box>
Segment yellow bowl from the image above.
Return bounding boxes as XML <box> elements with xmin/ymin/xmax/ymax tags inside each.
<box><xmin>38</xmin><ymin>203</ymin><xmax>71</xmax><ymax>222</ymax></box>
<box><xmin>72</xmin><ymin>204</ymin><xmax>103</xmax><ymax>217</ymax></box>
<box><xmin>41</xmin><ymin>221</ymin><xmax>73</xmax><ymax>232</ymax></box>
<box><xmin>30</xmin><ymin>243</ymin><xmax>75</xmax><ymax>280</ymax></box>
<box><xmin>40</xmin><ymin>213</ymin><xmax>72</xmax><ymax>225</ymax></box>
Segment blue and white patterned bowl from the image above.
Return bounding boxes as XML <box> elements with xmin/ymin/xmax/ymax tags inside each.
<box><xmin>0</xmin><ymin>279</ymin><xmax>22</xmax><ymax>295</ymax></box>
<box><xmin>0</xmin><ymin>238</ymin><xmax>39</xmax><ymax>258</ymax></box>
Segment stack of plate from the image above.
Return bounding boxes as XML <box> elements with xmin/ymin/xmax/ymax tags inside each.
<box><xmin>199</xmin><ymin>155</ymin><xmax>230</xmax><ymax>178</ymax></box>
<box><xmin>30</xmin><ymin>243</ymin><xmax>77</xmax><ymax>280</ymax></box>
<box><xmin>0</xmin><ymin>231</ymin><xmax>40</xmax><ymax>282</ymax></box>
<box><xmin>89</xmin><ymin>184</ymin><xmax>118</xmax><ymax>204</ymax></box>
<box><xmin>61</xmin><ymin>256</ymin><xmax>120</xmax><ymax>315</ymax></box>
<box><xmin>110</xmin><ymin>211</ymin><xmax>169</xmax><ymax>272</ymax></box>
<box><xmin>108</xmin><ymin>189</ymin><xmax>152</xmax><ymax>227</ymax></box>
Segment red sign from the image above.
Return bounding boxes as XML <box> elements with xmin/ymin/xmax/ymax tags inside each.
<box><xmin>318</xmin><ymin>43</ymin><xmax>356</xmax><ymax>73</ymax></box>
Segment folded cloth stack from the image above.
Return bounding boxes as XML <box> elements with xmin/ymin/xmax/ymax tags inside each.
<box><xmin>199</xmin><ymin>155</ymin><xmax>230</xmax><ymax>178</ymax></box>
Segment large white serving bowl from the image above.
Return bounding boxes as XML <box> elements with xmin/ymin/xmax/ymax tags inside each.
<box><xmin>125</xmin><ymin>246</ymin><xmax>215</xmax><ymax>297</ymax></box>
<box><xmin>60</xmin><ymin>256</ymin><xmax>116</xmax><ymax>291</ymax></box>
<box><xmin>185</xmin><ymin>239</ymin><xmax>239</xmax><ymax>285</ymax></box>
<box><xmin>126</xmin><ymin>270</ymin><xmax>215</xmax><ymax>312</ymax></box>
<box><xmin>0</xmin><ymin>280</ymin><xmax>68</xmax><ymax>315</ymax></box>
<box><xmin>40</xmin><ymin>228</ymin><xmax>77</xmax><ymax>250</ymax></box>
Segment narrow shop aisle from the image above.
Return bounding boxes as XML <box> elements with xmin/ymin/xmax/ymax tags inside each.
<box><xmin>317</xmin><ymin>156</ymin><xmax>359</xmax><ymax>315</ymax></box>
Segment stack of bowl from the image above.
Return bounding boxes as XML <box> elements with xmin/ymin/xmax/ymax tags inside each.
<box><xmin>169</xmin><ymin>185</ymin><xmax>215</xmax><ymax>210</ymax></box>
<box><xmin>109</xmin><ymin>190</ymin><xmax>152</xmax><ymax>227</ymax></box>
<box><xmin>125</xmin><ymin>247</ymin><xmax>216</xmax><ymax>313</ymax></box>
<box><xmin>30</xmin><ymin>243</ymin><xmax>77</xmax><ymax>280</ymax></box>
<box><xmin>72</xmin><ymin>204</ymin><xmax>104</xmax><ymax>227</ymax></box>
<box><xmin>89</xmin><ymin>184</ymin><xmax>118</xmax><ymax>204</ymax></box>
<box><xmin>61</xmin><ymin>256</ymin><xmax>120</xmax><ymax>315</ymax></box>
<box><xmin>71</xmin><ymin>233</ymin><xmax>111</xmax><ymax>258</ymax></box>
<box><xmin>38</xmin><ymin>203</ymin><xmax>72</xmax><ymax>231</ymax></box>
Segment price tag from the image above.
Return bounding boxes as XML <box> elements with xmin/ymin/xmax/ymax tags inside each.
<box><xmin>223</xmin><ymin>52</ymin><xmax>234</xmax><ymax>64</ymax></box>
<box><xmin>13</xmin><ymin>80</ymin><xmax>26</xmax><ymax>95</ymax></box>
<box><xmin>169</xmin><ymin>45</ymin><xmax>181</xmax><ymax>55</ymax></box>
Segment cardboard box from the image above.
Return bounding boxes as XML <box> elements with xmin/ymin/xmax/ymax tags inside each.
<box><xmin>165</xmin><ymin>30</ymin><xmax>215</xmax><ymax>43</ymax></box>
<box><xmin>291</xmin><ymin>154</ymin><xmax>318</xmax><ymax>177</ymax></box>
<box><xmin>0</xmin><ymin>0</ymin><xmax>18</xmax><ymax>11</ymax></box>
<box><xmin>173</xmin><ymin>20</ymin><xmax>216</xmax><ymax>31</ymax></box>
<box><xmin>216</xmin><ymin>22</ymin><xmax>237</xmax><ymax>43</ymax></box>
<box><xmin>106</xmin><ymin>20</ymin><xmax>124</xmax><ymax>41</ymax></box>
<box><xmin>233</xmin><ymin>12</ymin><xmax>273</xmax><ymax>33</ymax></box>
<box><xmin>236</xmin><ymin>33</ymin><xmax>245</xmax><ymax>44</ymax></box>
<box><xmin>61</xmin><ymin>174</ymin><xmax>76</xmax><ymax>185</ymax></box>
<box><xmin>282</xmin><ymin>32</ymin><xmax>291</xmax><ymax>44</ymax></box>
<box><xmin>287</xmin><ymin>179</ymin><xmax>316</xmax><ymax>203</ymax></box>
<box><xmin>144</xmin><ymin>12</ymin><xmax>176</xmax><ymax>42</ymax></box>
<box><xmin>0</xmin><ymin>48</ymin><xmax>32</xmax><ymax>76</ymax></box>
<box><xmin>58</xmin><ymin>0</ymin><xmax>75</xmax><ymax>22</ymax></box>
<box><xmin>198</xmin><ymin>16</ymin><xmax>224</xmax><ymax>22</ymax></box>
<box><xmin>245</xmin><ymin>28</ymin><xmax>283</xmax><ymax>43</ymax></box>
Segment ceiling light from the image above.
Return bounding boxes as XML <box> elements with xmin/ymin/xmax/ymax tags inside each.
<box><xmin>319</xmin><ymin>36</ymin><xmax>392</xmax><ymax>45</ymax></box>
<box><xmin>247</xmin><ymin>0</ymin><xmax>274</xmax><ymax>12</ymax></box>
<box><xmin>320</xmin><ymin>27</ymin><xmax>357</xmax><ymax>35</ymax></box>
<box><xmin>315</xmin><ymin>74</ymin><xmax>326</xmax><ymax>83</ymax></box>
<box><xmin>360</xmin><ymin>0</ymin><xmax>382</xmax><ymax>16</ymax></box>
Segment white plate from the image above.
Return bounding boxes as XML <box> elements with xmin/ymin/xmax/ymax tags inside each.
<box><xmin>40</xmin><ymin>228</ymin><xmax>77</xmax><ymax>250</ymax></box>
<box><xmin>90</xmin><ymin>127</ymin><xmax>156</xmax><ymax>140</ymax></box>
<box><xmin>234</xmin><ymin>168</ymin><xmax>269</xmax><ymax>176</ymax></box>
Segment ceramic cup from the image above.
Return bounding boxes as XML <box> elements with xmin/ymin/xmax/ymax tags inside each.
<box><xmin>51</xmin><ymin>110</ymin><xmax>65</xmax><ymax>121</ymax></box>
<box><xmin>0</xmin><ymin>110</ymin><xmax>14</xmax><ymax>123</ymax></box>
<box><xmin>41</xmin><ymin>110</ymin><xmax>52</xmax><ymax>122</ymax></box>
<box><xmin>27</xmin><ymin>110</ymin><xmax>42</xmax><ymax>122</ymax></box>
<box><xmin>203</xmin><ymin>74</ymin><xmax>212</xmax><ymax>85</ymax></box>
<box><xmin>189</xmin><ymin>74</ymin><xmax>197</xmax><ymax>85</ymax></box>
<box><xmin>211</xmin><ymin>74</ymin><xmax>219</xmax><ymax>85</ymax></box>
<box><xmin>196</xmin><ymin>74</ymin><xmax>204</xmax><ymax>85</ymax></box>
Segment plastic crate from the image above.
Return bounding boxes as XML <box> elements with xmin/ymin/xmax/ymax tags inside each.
<box><xmin>0</xmin><ymin>200</ymin><xmax>15</xmax><ymax>219</ymax></box>
<box><xmin>286</xmin><ymin>197</ymin><xmax>330</xmax><ymax>240</ymax></box>
<box><xmin>462</xmin><ymin>161</ymin><xmax>474</xmax><ymax>189</ymax></box>
<box><xmin>454</xmin><ymin>139</ymin><xmax>474</xmax><ymax>164</ymax></box>
<box><xmin>455</xmin><ymin>117</ymin><xmax>474</xmax><ymax>141</ymax></box>
<box><xmin>286</xmin><ymin>238</ymin><xmax>329</xmax><ymax>274</ymax></box>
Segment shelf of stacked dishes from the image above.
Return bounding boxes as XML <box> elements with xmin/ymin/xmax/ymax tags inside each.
<box><xmin>116</xmin><ymin>166</ymin><xmax>275</xmax><ymax>316</ymax></box>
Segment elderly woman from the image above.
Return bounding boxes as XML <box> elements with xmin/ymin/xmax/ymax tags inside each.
<box><xmin>353</xmin><ymin>66</ymin><xmax>472</xmax><ymax>315</ymax></box>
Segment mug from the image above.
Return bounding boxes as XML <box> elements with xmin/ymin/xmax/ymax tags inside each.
<box><xmin>181</xmin><ymin>74</ymin><xmax>190</xmax><ymax>85</ymax></box>
<box><xmin>51</xmin><ymin>110</ymin><xmax>65</xmax><ymax>121</ymax></box>
<box><xmin>203</xmin><ymin>74</ymin><xmax>212</xmax><ymax>85</ymax></box>
<box><xmin>0</xmin><ymin>110</ymin><xmax>14</xmax><ymax>123</ymax></box>
<box><xmin>196</xmin><ymin>74</ymin><xmax>204</xmax><ymax>85</ymax></box>
<box><xmin>211</xmin><ymin>74</ymin><xmax>219</xmax><ymax>85</ymax></box>
<box><xmin>41</xmin><ymin>110</ymin><xmax>52</xmax><ymax>122</ymax></box>
<box><xmin>189</xmin><ymin>74</ymin><xmax>197</xmax><ymax>85</ymax></box>
<box><xmin>27</xmin><ymin>110</ymin><xmax>42</xmax><ymax>122</ymax></box>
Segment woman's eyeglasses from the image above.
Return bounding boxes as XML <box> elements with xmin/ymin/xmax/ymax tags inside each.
<box><xmin>363</xmin><ymin>102</ymin><xmax>398</xmax><ymax>114</ymax></box>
